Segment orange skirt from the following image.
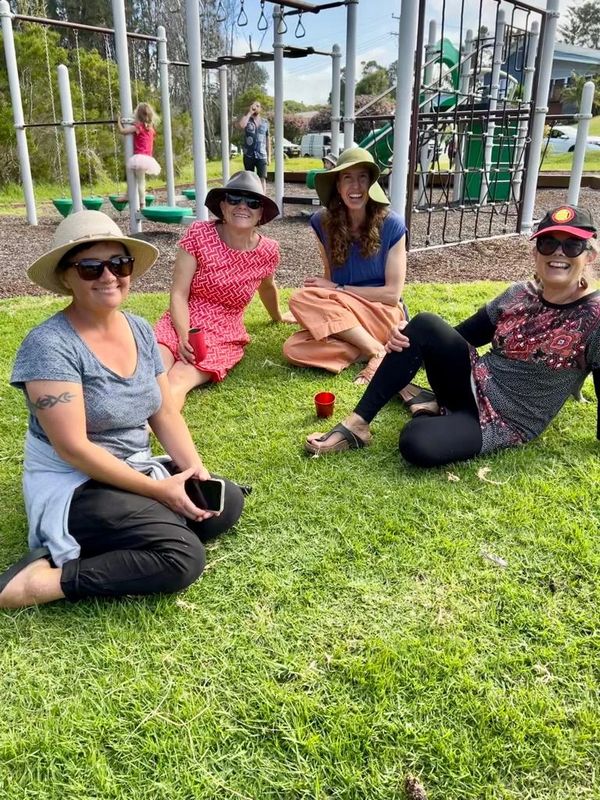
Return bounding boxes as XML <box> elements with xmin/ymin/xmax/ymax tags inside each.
<box><xmin>283</xmin><ymin>286</ymin><xmax>405</xmax><ymax>373</ymax></box>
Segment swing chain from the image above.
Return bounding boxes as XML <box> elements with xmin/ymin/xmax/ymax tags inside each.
<box><xmin>257</xmin><ymin>0</ymin><xmax>268</xmax><ymax>31</ymax></box>
<box><xmin>294</xmin><ymin>11</ymin><xmax>306</xmax><ymax>39</ymax></box>
<box><xmin>74</xmin><ymin>30</ymin><xmax>94</xmax><ymax>189</ymax></box>
<box><xmin>237</xmin><ymin>0</ymin><xmax>248</xmax><ymax>27</ymax></box>
<box><xmin>104</xmin><ymin>34</ymin><xmax>121</xmax><ymax>189</ymax></box>
<box><xmin>216</xmin><ymin>0</ymin><xmax>227</xmax><ymax>23</ymax></box>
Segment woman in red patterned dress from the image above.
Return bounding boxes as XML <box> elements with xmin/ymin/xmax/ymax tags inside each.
<box><xmin>155</xmin><ymin>172</ymin><xmax>294</xmax><ymax>410</ymax></box>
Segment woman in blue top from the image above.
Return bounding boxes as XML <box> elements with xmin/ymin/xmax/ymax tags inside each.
<box><xmin>283</xmin><ymin>148</ymin><xmax>408</xmax><ymax>384</ymax></box>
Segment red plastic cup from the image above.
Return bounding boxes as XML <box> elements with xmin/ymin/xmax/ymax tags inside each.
<box><xmin>314</xmin><ymin>391</ymin><xmax>336</xmax><ymax>418</ymax></box>
<box><xmin>188</xmin><ymin>328</ymin><xmax>207</xmax><ymax>363</ymax></box>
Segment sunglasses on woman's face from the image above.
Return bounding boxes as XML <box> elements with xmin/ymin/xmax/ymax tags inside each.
<box><xmin>224</xmin><ymin>193</ymin><xmax>263</xmax><ymax>210</ymax></box>
<box><xmin>68</xmin><ymin>255</ymin><xmax>135</xmax><ymax>280</ymax></box>
<box><xmin>535</xmin><ymin>235</ymin><xmax>589</xmax><ymax>258</ymax></box>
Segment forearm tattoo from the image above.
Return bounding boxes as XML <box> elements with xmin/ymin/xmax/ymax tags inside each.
<box><xmin>33</xmin><ymin>392</ymin><xmax>76</xmax><ymax>410</ymax></box>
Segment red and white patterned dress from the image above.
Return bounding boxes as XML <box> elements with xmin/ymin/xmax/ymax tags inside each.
<box><xmin>154</xmin><ymin>221</ymin><xmax>279</xmax><ymax>381</ymax></box>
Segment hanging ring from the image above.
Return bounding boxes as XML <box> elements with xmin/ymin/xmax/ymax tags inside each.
<box><xmin>216</xmin><ymin>0</ymin><xmax>227</xmax><ymax>23</ymax></box>
<box><xmin>295</xmin><ymin>12</ymin><xmax>306</xmax><ymax>39</ymax></box>
<box><xmin>277</xmin><ymin>12</ymin><xmax>288</xmax><ymax>35</ymax></box>
<box><xmin>257</xmin><ymin>0</ymin><xmax>268</xmax><ymax>31</ymax></box>
<box><xmin>237</xmin><ymin>0</ymin><xmax>248</xmax><ymax>27</ymax></box>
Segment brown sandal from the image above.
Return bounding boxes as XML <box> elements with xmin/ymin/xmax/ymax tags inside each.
<box><xmin>305</xmin><ymin>423</ymin><xmax>370</xmax><ymax>455</ymax></box>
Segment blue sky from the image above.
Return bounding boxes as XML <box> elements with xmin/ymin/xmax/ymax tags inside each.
<box><xmin>231</xmin><ymin>0</ymin><xmax>574</xmax><ymax>105</ymax></box>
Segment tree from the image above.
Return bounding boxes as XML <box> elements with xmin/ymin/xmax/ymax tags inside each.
<box><xmin>283</xmin><ymin>114</ymin><xmax>309</xmax><ymax>142</ymax></box>
<box><xmin>355</xmin><ymin>60</ymin><xmax>390</xmax><ymax>96</ymax></box>
<box><xmin>559</xmin><ymin>1</ymin><xmax>600</xmax><ymax>49</ymax></box>
<box><xmin>561</xmin><ymin>71</ymin><xmax>600</xmax><ymax>115</ymax></box>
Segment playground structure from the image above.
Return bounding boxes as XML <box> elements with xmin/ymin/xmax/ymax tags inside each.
<box><xmin>0</xmin><ymin>0</ymin><xmax>596</xmax><ymax>248</ymax></box>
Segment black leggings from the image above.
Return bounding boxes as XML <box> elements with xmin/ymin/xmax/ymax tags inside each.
<box><xmin>354</xmin><ymin>312</ymin><xmax>483</xmax><ymax>467</ymax></box>
<box><xmin>60</xmin><ymin>475</ymin><xmax>244</xmax><ymax>601</ymax></box>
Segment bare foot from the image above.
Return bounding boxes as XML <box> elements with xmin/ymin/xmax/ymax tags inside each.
<box><xmin>0</xmin><ymin>559</ymin><xmax>63</xmax><ymax>609</ymax></box>
<box><xmin>354</xmin><ymin>353</ymin><xmax>385</xmax><ymax>385</ymax></box>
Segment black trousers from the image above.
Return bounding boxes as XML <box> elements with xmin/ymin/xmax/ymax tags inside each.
<box><xmin>60</xmin><ymin>475</ymin><xmax>244</xmax><ymax>601</ymax></box>
<box><xmin>354</xmin><ymin>312</ymin><xmax>483</xmax><ymax>467</ymax></box>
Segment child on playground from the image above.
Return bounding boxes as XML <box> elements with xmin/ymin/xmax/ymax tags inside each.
<box><xmin>117</xmin><ymin>102</ymin><xmax>161</xmax><ymax>209</ymax></box>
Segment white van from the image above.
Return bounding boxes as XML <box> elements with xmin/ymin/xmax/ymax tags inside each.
<box><xmin>300</xmin><ymin>132</ymin><xmax>332</xmax><ymax>158</ymax></box>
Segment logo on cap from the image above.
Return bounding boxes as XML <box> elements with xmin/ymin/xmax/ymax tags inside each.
<box><xmin>551</xmin><ymin>207</ymin><xmax>575</xmax><ymax>224</ymax></box>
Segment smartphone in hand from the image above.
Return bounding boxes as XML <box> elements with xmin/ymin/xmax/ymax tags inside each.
<box><xmin>184</xmin><ymin>477</ymin><xmax>225</xmax><ymax>514</ymax></box>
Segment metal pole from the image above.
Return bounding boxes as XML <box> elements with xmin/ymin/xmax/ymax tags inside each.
<box><xmin>519</xmin><ymin>0</ymin><xmax>560</xmax><ymax>234</ymax></box>
<box><xmin>453</xmin><ymin>28</ymin><xmax>473</xmax><ymax>201</ymax></box>
<box><xmin>273</xmin><ymin>5</ymin><xmax>285</xmax><ymax>217</ymax></box>
<box><xmin>568</xmin><ymin>81</ymin><xmax>595</xmax><ymax>206</ymax></box>
<box><xmin>390</xmin><ymin>0</ymin><xmax>420</xmax><ymax>215</ymax></box>
<box><xmin>0</xmin><ymin>0</ymin><xmax>37</xmax><ymax>225</ymax></box>
<box><xmin>416</xmin><ymin>19</ymin><xmax>437</xmax><ymax>206</ymax></box>
<box><xmin>480</xmin><ymin>9</ymin><xmax>505</xmax><ymax>203</ymax></box>
<box><xmin>511</xmin><ymin>21</ymin><xmax>539</xmax><ymax>203</ymax></box>
<box><xmin>330</xmin><ymin>43</ymin><xmax>342</xmax><ymax>156</ymax></box>
<box><xmin>111</xmin><ymin>0</ymin><xmax>139</xmax><ymax>232</ymax></box>
<box><xmin>343</xmin><ymin>0</ymin><xmax>358</xmax><ymax>149</ymax></box>
<box><xmin>157</xmin><ymin>25</ymin><xmax>176</xmax><ymax>207</ymax></box>
<box><xmin>186</xmin><ymin>0</ymin><xmax>208</xmax><ymax>220</ymax></box>
<box><xmin>57</xmin><ymin>65</ymin><xmax>83</xmax><ymax>212</ymax></box>
<box><xmin>218</xmin><ymin>66</ymin><xmax>230</xmax><ymax>183</ymax></box>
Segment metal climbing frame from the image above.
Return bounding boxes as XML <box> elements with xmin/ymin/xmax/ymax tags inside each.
<box><xmin>387</xmin><ymin>0</ymin><xmax>557</xmax><ymax>250</ymax></box>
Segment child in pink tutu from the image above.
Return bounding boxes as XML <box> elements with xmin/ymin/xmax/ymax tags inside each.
<box><xmin>118</xmin><ymin>103</ymin><xmax>161</xmax><ymax>209</ymax></box>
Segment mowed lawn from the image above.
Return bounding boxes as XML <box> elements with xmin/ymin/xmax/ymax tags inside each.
<box><xmin>0</xmin><ymin>284</ymin><xmax>598</xmax><ymax>800</ymax></box>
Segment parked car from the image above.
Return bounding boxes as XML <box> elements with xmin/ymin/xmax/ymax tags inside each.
<box><xmin>230</xmin><ymin>143</ymin><xmax>239</xmax><ymax>156</ymax></box>
<box><xmin>300</xmin><ymin>132</ymin><xmax>332</xmax><ymax>158</ymax></box>
<box><xmin>544</xmin><ymin>125</ymin><xmax>600</xmax><ymax>154</ymax></box>
<box><xmin>282</xmin><ymin>137</ymin><xmax>301</xmax><ymax>157</ymax></box>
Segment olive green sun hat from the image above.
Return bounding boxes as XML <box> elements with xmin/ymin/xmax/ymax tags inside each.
<box><xmin>314</xmin><ymin>147</ymin><xmax>390</xmax><ymax>207</ymax></box>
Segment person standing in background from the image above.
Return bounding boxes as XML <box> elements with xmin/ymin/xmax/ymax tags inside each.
<box><xmin>238</xmin><ymin>101</ymin><xmax>271</xmax><ymax>192</ymax></box>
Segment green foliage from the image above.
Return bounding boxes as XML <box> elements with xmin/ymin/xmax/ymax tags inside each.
<box><xmin>561</xmin><ymin>72</ymin><xmax>600</xmax><ymax>116</ymax></box>
<box><xmin>355</xmin><ymin>60</ymin><xmax>391</xmax><ymax>96</ymax></box>
<box><xmin>233</xmin><ymin>87</ymin><xmax>274</xmax><ymax>118</ymax></box>
<box><xmin>559</xmin><ymin>0</ymin><xmax>600</xmax><ymax>48</ymax></box>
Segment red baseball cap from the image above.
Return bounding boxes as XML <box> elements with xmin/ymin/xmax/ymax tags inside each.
<box><xmin>530</xmin><ymin>205</ymin><xmax>597</xmax><ymax>240</ymax></box>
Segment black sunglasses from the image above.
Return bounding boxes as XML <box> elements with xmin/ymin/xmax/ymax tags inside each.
<box><xmin>224</xmin><ymin>193</ymin><xmax>263</xmax><ymax>210</ymax></box>
<box><xmin>68</xmin><ymin>255</ymin><xmax>135</xmax><ymax>281</ymax></box>
<box><xmin>535</xmin><ymin>235</ymin><xmax>590</xmax><ymax>258</ymax></box>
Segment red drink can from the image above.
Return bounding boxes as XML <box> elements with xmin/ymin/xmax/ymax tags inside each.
<box><xmin>188</xmin><ymin>328</ymin><xmax>207</xmax><ymax>363</ymax></box>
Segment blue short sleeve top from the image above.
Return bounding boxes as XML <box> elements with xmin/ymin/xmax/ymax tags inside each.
<box><xmin>310</xmin><ymin>209</ymin><xmax>406</xmax><ymax>287</ymax></box>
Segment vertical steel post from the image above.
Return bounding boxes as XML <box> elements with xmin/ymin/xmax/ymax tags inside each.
<box><xmin>512</xmin><ymin>21</ymin><xmax>539</xmax><ymax>203</ymax></box>
<box><xmin>330</xmin><ymin>44</ymin><xmax>342</xmax><ymax>157</ymax></box>
<box><xmin>568</xmin><ymin>81</ymin><xmax>595</xmax><ymax>206</ymax></box>
<box><xmin>453</xmin><ymin>28</ymin><xmax>473</xmax><ymax>202</ymax></box>
<box><xmin>0</xmin><ymin>0</ymin><xmax>37</xmax><ymax>225</ymax></box>
<box><xmin>111</xmin><ymin>0</ymin><xmax>139</xmax><ymax>232</ymax></box>
<box><xmin>186</xmin><ymin>0</ymin><xmax>208</xmax><ymax>220</ymax></box>
<box><xmin>480</xmin><ymin>9</ymin><xmax>505</xmax><ymax>203</ymax></box>
<box><xmin>519</xmin><ymin>0</ymin><xmax>560</xmax><ymax>233</ymax></box>
<box><xmin>273</xmin><ymin>5</ymin><xmax>285</xmax><ymax>218</ymax></box>
<box><xmin>390</xmin><ymin>0</ymin><xmax>420</xmax><ymax>215</ymax></box>
<box><xmin>57</xmin><ymin>65</ymin><xmax>83</xmax><ymax>212</ymax></box>
<box><xmin>343</xmin><ymin>0</ymin><xmax>358</xmax><ymax>149</ymax></box>
<box><xmin>218</xmin><ymin>65</ymin><xmax>230</xmax><ymax>184</ymax></box>
<box><xmin>157</xmin><ymin>25</ymin><xmax>176</xmax><ymax>207</ymax></box>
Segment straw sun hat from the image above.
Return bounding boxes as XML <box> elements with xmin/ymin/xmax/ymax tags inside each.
<box><xmin>204</xmin><ymin>170</ymin><xmax>279</xmax><ymax>226</ymax></box>
<box><xmin>314</xmin><ymin>147</ymin><xmax>390</xmax><ymax>207</ymax></box>
<box><xmin>28</xmin><ymin>210</ymin><xmax>159</xmax><ymax>296</ymax></box>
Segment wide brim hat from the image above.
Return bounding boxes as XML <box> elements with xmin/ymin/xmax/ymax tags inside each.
<box><xmin>530</xmin><ymin>205</ymin><xmax>597</xmax><ymax>240</ymax></box>
<box><xmin>28</xmin><ymin>210</ymin><xmax>159</xmax><ymax>296</ymax></box>
<box><xmin>314</xmin><ymin>147</ymin><xmax>390</xmax><ymax>207</ymax></box>
<box><xmin>205</xmin><ymin>170</ymin><xmax>279</xmax><ymax>225</ymax></box>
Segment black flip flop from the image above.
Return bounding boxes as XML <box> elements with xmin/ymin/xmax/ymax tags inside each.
<box><xmin>401</xmin><ymin>384</ymin><xmax>437</xmax><ymax>408</ymax></box>
<box><xmin>0</xmin><ymin>547</ymin><xmax>51</xmax><ymax>594</ymax></box>
<box><xmin>305</xmin><ymin>423</ymin><xmax>369</xmax><ymax>454</ymax></box>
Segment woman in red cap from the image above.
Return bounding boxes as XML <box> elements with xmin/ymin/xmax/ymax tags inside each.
<box><xmin>306</xmin><ymin>205</ymin><xmax>600</xmax><ymax>465</ymax></box>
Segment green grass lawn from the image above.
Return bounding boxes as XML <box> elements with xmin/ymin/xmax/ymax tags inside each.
<box><xmin>1</xmin><ymin>284</ymin><xmax>599</xmax><ymax>799</ymax></box>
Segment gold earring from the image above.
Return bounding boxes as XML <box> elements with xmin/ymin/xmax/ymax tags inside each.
<box><xmin>533</xmin><ymin>272</ymin><xmax>542</xmax><ymax>284</ymax></box>
<box><xmin>579</xmin><ymin>276</ymin><xmax>588</xmax><ymax>290</ymax></box>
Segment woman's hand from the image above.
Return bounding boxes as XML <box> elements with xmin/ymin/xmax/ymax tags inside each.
<box><xmin>153</xmin><ymin>466</ymin><xmax>216</xmax><ymax>522</ymax></box>
<box><xmin>385</xmin><ymin>320</ymin><xmax>410</xmax><ymax>353</ymax></box>
<box><xmin>177</xmin><ymin>334</ymin><xmax>195</xmax><ymax>364</ymax></box>
<box><xmin>303</xmin><ymin>276</ymin><xmax>336</xmax><ymax>290</ymax></box>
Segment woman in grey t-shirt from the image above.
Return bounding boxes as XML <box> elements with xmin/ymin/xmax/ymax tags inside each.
<box><xmin>0</xmin><ymin>211</ymin><xmax>244</xmax><ymax>609</ymax></box>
